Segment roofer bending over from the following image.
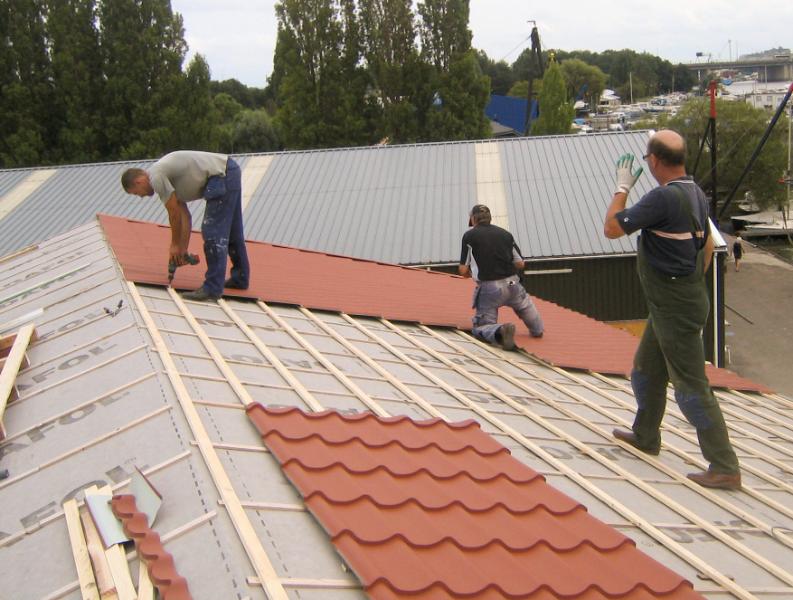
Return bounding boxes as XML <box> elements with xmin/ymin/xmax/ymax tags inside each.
<box><xmin>122</xmin><ymin>151</ymin><xmax>250</xmax><ymax>301</ymax></box>
<box><xmin>603</xmin><ymin>129</ymin><xmax>741</xmax><ymax>490</ymax></box>
<box><xmin>459</xmin><ymin>204</ymin><xmax>544</xmax><ymax>350</ymax></box>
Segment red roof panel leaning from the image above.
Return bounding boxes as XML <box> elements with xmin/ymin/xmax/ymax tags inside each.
<box><xmin>246</xmin><ymin>405</ymin><xmax>705</xmax><ymax>600</ymax></box>
<box><xmin>98</xmin><ymin>214</ymin><xmax>769</xmax><ymax>392</ymax></box>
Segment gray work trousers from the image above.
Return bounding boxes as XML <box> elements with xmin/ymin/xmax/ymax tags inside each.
<box><xmin>471</xmin><ymin>275</ymin><xmax>544</xmax><ymax>343</ymax></box>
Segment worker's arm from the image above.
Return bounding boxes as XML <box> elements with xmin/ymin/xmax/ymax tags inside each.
<box><xmin>458</xmin><ymin>264</ymin><xmax>471</xmax><ymax>278</ymax></box>
<box><xmin>703</xmin><ymin>231</ymin><xmax>715</xmax><ymax>272</ymax></box>
<box><xmin>604</xmin><ymin>191</ymin><xmax>628</xmax><ymax>238</ymax></box>
<box><xmin>164</xmin><ymin>193</ymin><xmax>192</xmax><ymax>265</ymax></box>
<box><xmin>605</xmin><ymin>154</ymin><xmax>643</xmax><ymax>239</ymax></box>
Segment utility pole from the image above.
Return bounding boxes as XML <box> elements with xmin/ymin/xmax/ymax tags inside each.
<box><xmin>524</xmin><ymin>21</ymin><xmax>544</xmax><ymax>135</ymax></box>
<box><xmin>693</xmin><ymin>81</ymin><xmax>719</xmax><ymax>218</ymax></box>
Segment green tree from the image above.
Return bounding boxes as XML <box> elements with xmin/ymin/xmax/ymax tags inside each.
<box><xmin>416</xmin><ymin>0</ymin><xmax>471</xmax><ymax>70</ymax></box>
<box><xmin>47</xmin><ymin>0</ymin><xmax>104</xmax><ymax>163</ymax></box>
<box><xmin>359</xmin><ymin>0</ymin><xmax>423</xmax><ymax>142</ymax></box>
<box><xmin>668</xmin><ymin>99</ymin><xmax>789</xmax><ymax>212</ymax></box>
<box><xmin>475</xmin><ymin>50</ymin><xmax>516</xmax><ymax>95</ymax></box>
<box><xmin>418</xmin><ymin>0</ymin><xmax>489</xmax><ymax>141</ymax></box>
<box><xmin>99</xmin><ymin>0</ymin><xmax>187</xmax><ymax>159</ymax></box>
<box><xmin>231</xmin><ymin>109</ymin><xmax>280</xmax><ymax>153</ymax></box>
<box><xmin>507</xmin><ymin>80</ymin><xmax>529</xmax><ymax>98</ymax></box>
<box><xmin>0</xmin><ymin>0</ymin><xmax>53</xmax><ymax>167</ymax></box>
<box><xmin>531</xmin><ymin>61</ymin><xmax>573</xmax><ymax>135</ymax></box>
<box><xmin>273</xmin><ymin>0</ymin><xmax>360</xmax><ymax>148</ymax></box>
<box><xmin>427</xmin><ymin>50</ymin><xmax>490</xmax><ymax>140</ymax></box>
<box><xmin>559</xmin><ymin>58</ymin><xmax>606</xmax><ymax>114</ymax></box>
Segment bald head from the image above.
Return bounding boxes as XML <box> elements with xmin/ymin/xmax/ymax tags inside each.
<box><xmin>646</xmin><ymin>129</ymin><xmax>686</xmax><ymax>166</ymax></box>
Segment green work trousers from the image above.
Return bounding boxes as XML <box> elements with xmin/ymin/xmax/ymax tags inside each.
<box><xmin>631</xmin><ymin>248</ymin><xmax>739</xmax><ymax>475</ymax></box>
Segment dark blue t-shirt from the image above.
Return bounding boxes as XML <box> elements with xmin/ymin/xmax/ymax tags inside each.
<box><xmin>615</xmin><ymin>177</ymin><xmax>710</xmax><ymax>276</ymax></box>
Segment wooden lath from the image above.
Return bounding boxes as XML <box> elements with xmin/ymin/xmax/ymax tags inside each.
<box><xmin>0</xmin><ymin>323</ymin><xmax>36</xmax><ymax>439</ymax></box>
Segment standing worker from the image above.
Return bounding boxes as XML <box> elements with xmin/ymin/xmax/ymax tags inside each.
<box><xmin>121</xmin><ymin>151</ymin><xmax>250</xmax><ymax>301</ymax></box>
<box><xmin>603</xmin><ymin>130</ymin><xmax>741</xmax><ymax>490</ymax></box>
<box><xmin>731</xmin><ymin>235</ymin><xmax>744</xmax><ymax>272</ymax></box>
<box><xmin>459</xmin><ymin>204</ymin><xmax>544</xmax><ymax>350</ymax></box>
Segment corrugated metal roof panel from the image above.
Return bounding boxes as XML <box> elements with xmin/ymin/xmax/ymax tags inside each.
<box><xmin>0</xmin><ymin>134</ymin><xmax>650</xmax><ymax>263</ymax></box>
<box><xmin>243</xmin><ymin>143</ymin><xmax>477</xmax><ymax>264</ymax></box>
<box><xmin>501</xmin><ymin>132</ymin><xmax>650</xmax><ymax>259</ymax></box>
<box><xmin>0</xmin><ymin>156</ymin><xmax>256</xmax><ymax>258</ymax></box>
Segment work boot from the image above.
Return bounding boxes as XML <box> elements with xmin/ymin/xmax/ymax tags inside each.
<box><xmin>224</xmin><ymin>278</ymin><xmax>249</xmax><ymax>290</ymax></box>
<box><xmin>612</xmin><ymin>428</ymin><xmax>660</xmax><ymax>456</ymax></box>
<box><xmin>0</xmin><ymin>468</ymin><xmax>8</xmax><ymax>480</ymax></box>
<box><xmin>499</xmin><ymin>323</ymin><xmax>516</xmax><ymax>350</ymax></box>
<box><xmin>181</xmin><ymin>287</ymin><xmax>220</xmax><ymax>302</ymax></box>
<box><xmin>687</xmin><ymin>469</ymin><xmax>741</xmax><ymax>491</ymax></box>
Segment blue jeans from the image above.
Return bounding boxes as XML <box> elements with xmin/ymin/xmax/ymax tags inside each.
<box><xmin>201</xmin><ymin>159</ymin><xmax>250</xmax><ymax>296</ymax></box>
<box><xmin>471</xmin><ymin>275</ymin><xmax>544</xmax><ymax>344</ymax></box>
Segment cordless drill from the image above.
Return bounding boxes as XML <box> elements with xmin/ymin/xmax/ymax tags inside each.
<box><xmin>167</xmin><ymin>253</ymin><xmax>200</xmax><ymax>285</ymax></box>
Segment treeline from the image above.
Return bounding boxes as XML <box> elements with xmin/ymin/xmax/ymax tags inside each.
<box><xmin>269</xmin><ymin>0</ymin><xmax>489</xmax><ymax>149</ymax></box>
<box><xmin>2</xmin><ymin>0</ymin><xmax>700</xmax><ymax>169</ymax></box>
<box><xmin>479</xmin><ymin>48</ymin><xmax>698</xmax><ymax>108</ymax></box>
<box><xmin>1</xmin><ymin>0</ymin><xmax>278</xmax><ymax>169</ymax></box>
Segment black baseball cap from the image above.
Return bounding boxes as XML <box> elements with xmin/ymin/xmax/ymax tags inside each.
<box><xmin>468</xmin><ymin>204</ymin><xmax>490</xmax><ymax>226</ymax></box>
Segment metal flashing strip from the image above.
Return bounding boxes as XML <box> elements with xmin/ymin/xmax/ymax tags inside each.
<box><xmin>475</xmin><ymin>141</ymin><xmax>510</xmax><ymax>230</ymax></box>
<box><xmin>240</xmin><ymin>155</ymin><xmax>275</xmax><ymax>212</ymax></box>
<box><xmin>127</xmin><ymin>283</ymin><xmax>289</xmax><ymax>600</ymax></box>
<box><xmin>0</xmin><ymin>168</ymin><xmax>57</xmax><ymax>223</ymax></box>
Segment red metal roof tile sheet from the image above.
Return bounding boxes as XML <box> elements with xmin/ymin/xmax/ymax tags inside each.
<box><xmin>98</xmin><ymin>214</ymin><xmax>768</xmax><ymax>392</ymax></box>
<box><xmin>111</xmin><ymin>494</ymin><xmax>193</xmax><ymax>600</ymax></box>
<box><xmin>246</xmin><ymin>405</ymin><xmax>704</xmax><ymax>600</ymax></box>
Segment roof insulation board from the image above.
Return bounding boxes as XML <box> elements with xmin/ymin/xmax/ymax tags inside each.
<box><xmin>0</xmin><ymin>219</ymin><xmax>792</xmax><ymax>598</ymax></box>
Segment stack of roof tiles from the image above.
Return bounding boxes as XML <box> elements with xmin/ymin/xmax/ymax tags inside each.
<box><xmin>247</xmin><ymin>405</ymin><xmax>704</xmax><ymax>599</ymax></box>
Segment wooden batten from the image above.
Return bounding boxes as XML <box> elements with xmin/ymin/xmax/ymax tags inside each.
<box><xmin>0</xmin><ymin>324</ymin><xmax>36</xmax><ymax>439</ymax></box>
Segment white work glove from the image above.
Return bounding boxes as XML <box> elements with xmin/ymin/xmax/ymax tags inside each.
<box><xmin>614</xmin><ymin>153</ymin><xmax>643</xmax><ymax>195</ymax></box>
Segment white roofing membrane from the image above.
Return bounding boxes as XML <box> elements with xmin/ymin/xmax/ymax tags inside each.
<box><xmin>0</xmin><ymin>221</ymin><xmax>792</xmax><ymax>599</ymax></box>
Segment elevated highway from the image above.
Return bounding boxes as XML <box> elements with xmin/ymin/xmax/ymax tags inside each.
<box><xmin>683</xmin><ymin>55</ymin><xmax>793</xmax><ymax>82</ymax></box>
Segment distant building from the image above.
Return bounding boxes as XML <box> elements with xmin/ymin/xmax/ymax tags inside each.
<box><xmin>485</xmin><ymin>94</ymin><xmax>528</xmax><ymax>135</ymax></box>
<box><xmin>744</xmin><ymin>88</ymin><xmax>790</xmax><ymax>110</ymax></box>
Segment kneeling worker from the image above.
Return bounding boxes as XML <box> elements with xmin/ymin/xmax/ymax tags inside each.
<box><xmin>459</xmin><ymin>204</ymin><xmax>544</xmax><ymax>349</ymax></box>
<box><xmin>121</xmin><ymin>150</ymin><xmax>250</xmax><ymax>301</ymax></box>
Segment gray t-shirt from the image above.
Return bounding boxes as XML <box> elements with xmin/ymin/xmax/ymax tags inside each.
<box><xmin>148</xmin><ymin>150</ymin><xmax>228</xmax><ymax>204</ymax></box>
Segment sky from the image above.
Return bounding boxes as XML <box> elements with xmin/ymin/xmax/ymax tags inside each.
<box><xmin>170</xmin><ymin>0</ymin><xmax>793</xmax><ymax>88</ymax></box>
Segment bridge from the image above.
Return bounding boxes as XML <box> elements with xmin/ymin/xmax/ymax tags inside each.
<box><xmin>682</xmin><ymin>55</ymin><xmax>793</xmax><ymax>82</ymax></box>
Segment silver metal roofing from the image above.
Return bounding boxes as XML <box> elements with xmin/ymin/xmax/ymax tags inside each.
<box><xmin>0</xmin><ymin>133</ymin><xmax>651</xmax><ymax>263</ymax></box>
<box><xmin>1</xmin><ymin>219</ymin><xmax>792</xmax><ymax>599</ymax></box>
